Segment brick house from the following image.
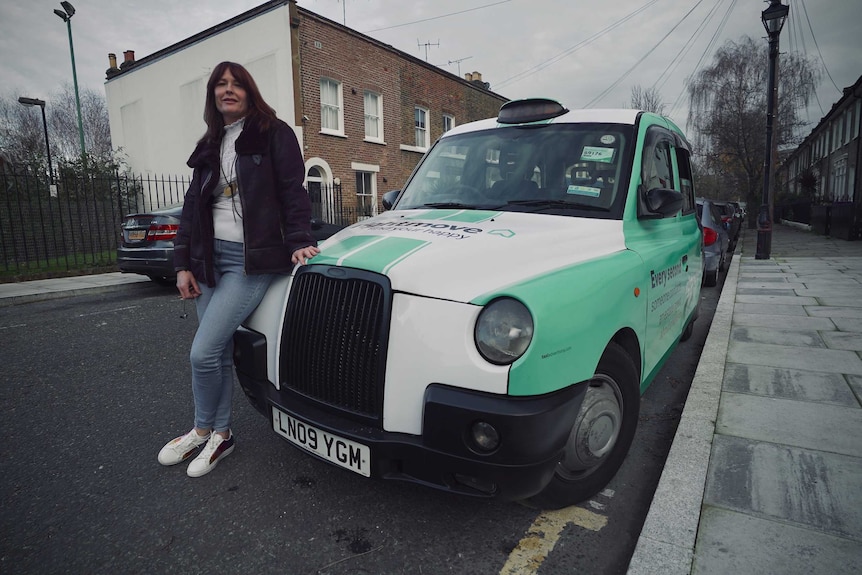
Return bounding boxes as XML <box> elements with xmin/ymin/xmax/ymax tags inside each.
<box><xmin>104</xmin><ymin>0</ymin><xmax>508</xmax><ymax>222</ymax></box>
<box><xmin>776</xmin><ymin>74</ymin><xmax>861</xmax><ymax>238</ymax></box>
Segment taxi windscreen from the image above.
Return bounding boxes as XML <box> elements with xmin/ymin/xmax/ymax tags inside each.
<box><xmin>396</xmin><ymin>124</ymin><xmax>632</xmax><ymax>218</ymax></box>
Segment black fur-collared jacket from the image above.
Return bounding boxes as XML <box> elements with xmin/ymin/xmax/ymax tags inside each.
<box><xmin>174</xmin><ymin>115</ymin><xmax>315</xmax><ymax>287</ymax></box>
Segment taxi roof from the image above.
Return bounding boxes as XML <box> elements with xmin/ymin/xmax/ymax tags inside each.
<box><xmin>443</xmin><ymin>108</ymin><xmax>645</xmax><ymax>139</ymax></box>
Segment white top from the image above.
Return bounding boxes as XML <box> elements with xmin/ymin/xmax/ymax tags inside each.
<box><xmin>213</xmin><ymin>118</ymin><xmax>245</xmax><ymax>243</ymax></box>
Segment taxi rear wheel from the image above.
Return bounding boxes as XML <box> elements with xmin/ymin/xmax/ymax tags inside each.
<box><xmin>525</xmin><ymin>342</ymin><xmax>639</xmax><ymax>509</ymax></box>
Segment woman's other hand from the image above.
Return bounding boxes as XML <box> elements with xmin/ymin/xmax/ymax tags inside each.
<box><xmin>292</xmin><ymin>246</ymin><xmax>321</xmax><ymax>266</ymax></box>
<box><xmin>177</xmin><ymin>270</ymin><xmax>202</xmax><ymax>299</ymax></box>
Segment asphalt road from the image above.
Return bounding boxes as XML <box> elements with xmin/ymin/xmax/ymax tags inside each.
<box><xmin>0</xmin><ymin>261</ymin><xmax>726</xmax><ymax>575</ymax></box>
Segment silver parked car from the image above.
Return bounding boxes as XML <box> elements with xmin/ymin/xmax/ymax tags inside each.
<box><xmin>696</xmin><ymin>198</ymin><xmax>730</xmax><ymax>287</ymax></box>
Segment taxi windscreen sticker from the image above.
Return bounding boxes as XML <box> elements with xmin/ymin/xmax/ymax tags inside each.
<box><xmin>580</xmin><ymin>146</ymin><xmax>616</xmax><ymax>164</ymax></box>
<box><xmin>567</xmin><ymin>185</ymin><xmax>601</xmax><ymax>197</ymax></box>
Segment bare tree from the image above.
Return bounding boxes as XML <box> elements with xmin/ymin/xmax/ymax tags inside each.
<box><xmin>0</xmin><ymin>83</ymin><xmax>114</xmax><ymax>175</ymax></box>
<box><xmin>630</xmin><ymin>85</ymin><xmax>666</xmax><ymax>115</ymax></box>
<box><xmin>687</xmin><ymin>36</ymin><xmax>819</xmax><ymax>225</ymax></box>
<box><xmin>0</xmin><ymin>94</ymin><xmax>49</xmax><ymax>169</ymax></box>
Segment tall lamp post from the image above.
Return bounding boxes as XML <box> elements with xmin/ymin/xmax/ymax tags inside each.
<box><xmin>17</xmin><ymin>97</ymin><xmax>55</xmax><ymax>189</ymax></box>
<box><xmin>53</xmin><ymin>1</ymin><xmax>86</xmax><ymax>163</ymax></box>
<box><xmin>755</xmin><ymin>0</ymin><xmax>789</xmax><ymax>260</ymax></box>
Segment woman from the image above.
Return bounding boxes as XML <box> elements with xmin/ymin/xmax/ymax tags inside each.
<box><xmin>157</xmin><ymin>61</ymin><xmax>319</xmax><ymax>477</ymax></box>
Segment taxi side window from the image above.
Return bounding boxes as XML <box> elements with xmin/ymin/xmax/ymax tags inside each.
<box><xmin>644</xmin><ymin>140</ymin><xmax>674</xmax><ymax>191</ymax></box>
<box><xmin>675</xmin><ymin>147</ymin><xmax>696</xmax><ymax>214</ymax></box>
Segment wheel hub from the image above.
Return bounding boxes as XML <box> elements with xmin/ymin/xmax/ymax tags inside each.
<box><xmin>559</xmin><ymin>376</ymin><xmax>623</xmax><ymax>476</ymax></box>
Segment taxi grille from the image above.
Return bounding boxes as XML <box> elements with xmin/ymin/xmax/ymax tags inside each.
<box><xmin>280</xmin><ymin>266</ymin><xmax>390</xmax><ymax>421</ymax></box>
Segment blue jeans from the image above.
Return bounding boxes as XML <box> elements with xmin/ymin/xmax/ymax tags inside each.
<box><xmin>191</xmin><ymin>239</ymin><xmax>274</xmax><ymax>433</ymax></box>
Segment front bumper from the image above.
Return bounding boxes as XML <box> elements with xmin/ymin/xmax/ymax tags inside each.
<box><xmin>234</xmin><ymin>329</ymin><xmax>588</xmax><ymax>501</ymax></box>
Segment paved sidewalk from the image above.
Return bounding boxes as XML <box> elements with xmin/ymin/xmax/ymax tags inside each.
<box><xmin>628</xmin><ymin>224</ymin><xmax>862</xmax><ymax>574</ymax></box>
<box><xmin>0</xmin><ymin>272</ymin><xmax>151</xmax><ymax>307</ymax></box>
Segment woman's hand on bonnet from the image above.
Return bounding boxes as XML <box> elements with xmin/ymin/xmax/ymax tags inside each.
<box><xmin>292</xmin><ymin>246</ymin><xmax>321</xmax><ymax>266</ymax></box>
<box><xmin>176</xmin><ymin>270</ymin><xmax>201</xmax><ymax>299</ymax></box>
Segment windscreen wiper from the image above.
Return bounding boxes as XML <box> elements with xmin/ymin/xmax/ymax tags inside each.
<box><xmin>420</xmin><ymin>202</ymin><xmax>479</xmax><ymax>209</ymax></box>
<box><xmin>504</xmin><ymin>199</ymin><xmax>608</xmax><ymax>212</ymax></box>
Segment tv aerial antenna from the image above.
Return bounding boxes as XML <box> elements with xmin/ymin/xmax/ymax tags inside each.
<box><xmin>418</xmin><ymin>39</ymin><xmax>440</xmax><ymax>62</ymax></box>
<box><xmin>448</xmin><ymin>56</ymin><xmax>473</xmax><ymax>76</ymax></box>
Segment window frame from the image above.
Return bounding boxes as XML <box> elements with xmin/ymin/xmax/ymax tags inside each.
<box><xmin>442</xmin><ymin>114</ymin><xmax>455</xmax><ymax>134</ymax></box>
<box><xmin>320</xmin><ymin>78</ymin><xmax>344</xmax><ymax>136</ymax></box>
<box><xmin>363</xmin><ymin>90</ymin><xmax>384</xmax><ymax>143</ymax></box>
<box><xmin>414</xmin><ymin>106</ymin><xmax>430</xmax><ymax>150</ymax></box>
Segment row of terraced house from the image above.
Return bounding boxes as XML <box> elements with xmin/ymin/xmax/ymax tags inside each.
<box><xmin>104</xmin><ymin>0</ymin><xmax>508</xmax><ymax>224</ymax></box>
<box><xmin>777</xmin><ymin>74</ymin><xmax>862</xmax><ymax>239</ymax></box>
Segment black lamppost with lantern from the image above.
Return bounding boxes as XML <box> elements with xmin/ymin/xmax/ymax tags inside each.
<box><xmin>18</xmin><ymin>96</ymin><xmax>55</xmax><ymax>189</ymax></box>
<box><xmin>755</xmin><ymin>0</ymin><xmax>790</xmax><ymax>260</ymax></box>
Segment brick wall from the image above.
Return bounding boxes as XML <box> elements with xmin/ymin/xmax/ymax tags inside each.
<box><xmin>297</xmin><ymin>10</ymin><xmax>508</xmax><ymax>218</ymax></box>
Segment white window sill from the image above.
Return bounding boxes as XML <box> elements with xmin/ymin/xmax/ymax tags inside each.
<box><xmin>399</xmin><ymin>144</ymin><xmax>428</xmax><ymax>154</ymax></box>
<box><xmin>320</xmin><ymin>129</ymin><xmax>347</xmax><ymax>138</ymax></box>
<box><xmin>364</xmin><ymin>137</ymin><xmax>386</xmax><ymax>145</ymax></box>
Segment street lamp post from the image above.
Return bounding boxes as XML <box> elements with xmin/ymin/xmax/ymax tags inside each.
<box><xmin>755</xmin><ymin>0</ymin><xmax>789</xmax><ymax>260</ymax></box>
<box><xmin>18</xmin><ymin>96</ymin><xmax>56</xmax><ymax>190</ymax></box>
<box><xmin>54</xmin><ymin>1</ymin><xmax>86</xmax><ymax>163</ymax></box>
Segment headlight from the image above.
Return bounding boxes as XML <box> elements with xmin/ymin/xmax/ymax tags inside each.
<box><xmin>475</xmin><ymin>298</ymin><xmax>534</xmax><ymax>364</ymax></box>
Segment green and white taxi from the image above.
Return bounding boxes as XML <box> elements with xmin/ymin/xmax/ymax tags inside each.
<box><xmin>234</xmin><ymin>99</ymin><xmax>702</xmax><ymax>508</ymax></box>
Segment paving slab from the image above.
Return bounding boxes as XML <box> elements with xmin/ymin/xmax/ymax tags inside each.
<box><xmin>735</xmin><ymin>294</ymin><xmax>819</xmax><ymax>306</ymax></box>
<box><xmin>821</xmin><ymin>331</ymin><xmax>862</xmax><ymax>351</ymax></box>
<box><xmin>816</xmin><ymin>297</ymin><xmax>862</xmax><ymax>308</ymax></box>
<box><xmin>730</xmin><ymin>313</ymin><xmax>835</xmax><ymax>331</ymax></box>
<box><xmin>727</xmin><ymin>340</ymin><xmax>862</xmax><ymax>375</ymax></box>
<box><xmin>716</xmin><ymin>393</ymin><xmax>862</xmax><ymax>457</ymax></box>
<box><xmin>735</xmin><ymin>287</ymin><xmax>802</xmax><ymax>296</ymax></box>
<box><xmin>704</xmin><ymin>434</ymin><xmax>862</xmax><ymax>539</ymax></box>
<box><xmin>847</xmin><ymin>376</ymin><xmax>862</xmax><ymax>406</ymax></box>
<box><xmin>833</xmin><ymin>317</ymin><xmax>862</xmax><ymax>332</ymax></box>
<box><xmin>736</xmin><ymin>281</ymin><xmax>802</xmax><ymax>290</ymax></box>
<box><xmin>795</xmin><ymin>278</ymin><xmax>862</xmax><ymax>286</ymax></box>
<box><xmin>729</xmin><ymin>326</ymin><xmax>825</xmax><ymax>347</ymax></box>
<box><xmin>693</xmin><ymin>507</ymin><xmax>862</xmax><ymax>575</ymax></box>
<box><xmin>733</xmin><ymin>303</ymin><xmax>809</xmax><ymax>317</ymax></box>
<box><xmin>808</xmin><ymin>306</ymin><xmax>862</xmax><ymax>319</ymax></box>
<box><xmin>722</xmin><ymin>364</ymin><xmax>859</xmax><ymax>406</ymax></box>
<box><xmin>793</xmin><ymin>286</ymin><xmax>862</xmax><ymax>297</ymax></box>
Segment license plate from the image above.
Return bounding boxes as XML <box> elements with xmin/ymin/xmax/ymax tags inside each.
<box><xmin>128</xmin><ymin>230</ymin><xmax>146</xmax><ymax>241</ymax></box>
<box><xmin>271</xmin><ymin>406</ymin><xmax>371</xmax><ymax>477</ymax></box>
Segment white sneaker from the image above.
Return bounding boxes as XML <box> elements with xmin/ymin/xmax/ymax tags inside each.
<box><xmin>158</xmin><ymin>429</ymin><xmax>210</xmax><ymax>466</ymax></box>
<box><xmin>186</xmin><ymin>432</ymin><xmax>235</xmax><ymax>478</ymax></box>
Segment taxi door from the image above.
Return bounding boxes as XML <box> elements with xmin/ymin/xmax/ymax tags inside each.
<box><xmin>625</xmin><ymin>123</ymin><xmax>699</xmax><ymax>390</ymax></box>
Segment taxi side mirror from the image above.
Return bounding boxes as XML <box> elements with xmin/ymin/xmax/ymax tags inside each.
<box><xmin>642</xmin><ymin>187</ymin><xmax>683</xmax><ymax>218</ymax></box>
<box><xmin>382</xmin><ymin>190</ymin><xmax>401</xmax><ymax>210</ymax></box>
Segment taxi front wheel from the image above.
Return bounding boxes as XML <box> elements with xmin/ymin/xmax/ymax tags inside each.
<box><xmin>524</xmin><ymin>342</ymin><xmax>639</xmax><ymax>510</ymax></box>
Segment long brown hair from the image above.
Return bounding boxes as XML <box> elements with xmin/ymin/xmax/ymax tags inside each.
<box><xmin>198</xmin><ymin>61</ymin><xmax>278</xmax><ymax>144</ymax></box>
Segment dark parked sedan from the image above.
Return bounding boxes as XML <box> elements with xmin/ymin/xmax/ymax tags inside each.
<box><xmin>118</xmin><ymin>203</ymin><xmax>343</xmax><ymax>284</ymax></box>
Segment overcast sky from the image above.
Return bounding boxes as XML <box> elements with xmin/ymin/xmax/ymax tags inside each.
<box><xmin>1</xmin><ymin>0</ymin><xmax>859</xmax><ymax>132</ymax></box>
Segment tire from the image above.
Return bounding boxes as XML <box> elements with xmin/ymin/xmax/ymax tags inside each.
<box><xmin>524</xmin><ymin>342</ymin><xmax>640</xmax><ymax>509</ymax></box>
<box><xmin>680</xmin><ymin>318</ymin><xmax>695</xmax><ymax>342</ymax></box>
<box><xmin>704</xmin><ymin>268</ymin><xmax>718</xmax><ymax>287</ymax></box>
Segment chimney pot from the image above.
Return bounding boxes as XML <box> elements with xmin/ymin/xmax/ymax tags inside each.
<box><xmin>123</xmin><ymin>50</ymin><xmax>135</xmax><ymax>63</ymax></box>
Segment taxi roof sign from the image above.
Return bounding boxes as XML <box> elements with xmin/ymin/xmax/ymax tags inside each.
<box><xmin>497</xmin><ymin>98</ymin><xmax>569</xmax><ymax>124</ymax></box>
